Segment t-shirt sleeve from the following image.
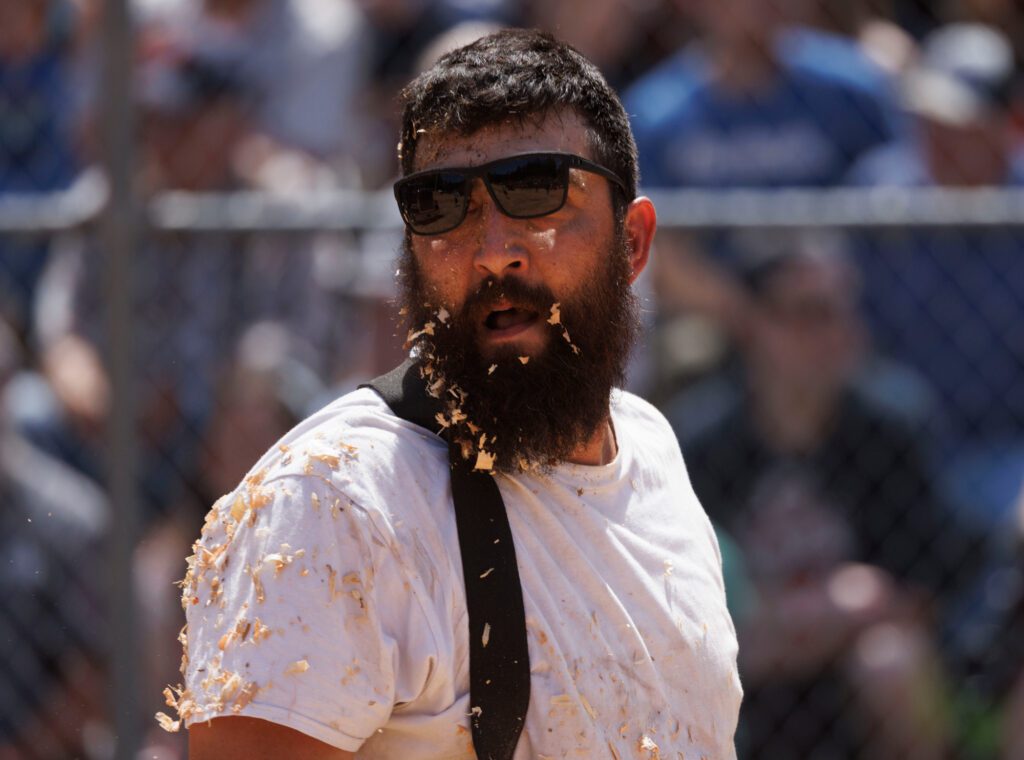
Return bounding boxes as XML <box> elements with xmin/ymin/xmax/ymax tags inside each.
<box><xmin>177</xmin><ymin>472</ymin><xmax>440</xmax><ymax>751</ymax></box>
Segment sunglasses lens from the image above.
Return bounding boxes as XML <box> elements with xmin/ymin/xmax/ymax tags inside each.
<box><xmin>488</xmin><ymin>155</ymin><xmax>568</xmax><ymax>218</ymax></box>
<box><xmin>396</xmin><ymin>155</ymin><xmax>576</xmax><ymax>234</ymax></box>
<box><xmin>397</xmin><ymin>172</ymin><xmax>468</xmax><ymax>234</ymax></box>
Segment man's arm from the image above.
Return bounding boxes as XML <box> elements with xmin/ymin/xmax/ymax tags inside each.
<box><xmin>189</xmin><ymin>717</ymin><xmax>356</xmax><ymax>760</ymax></box>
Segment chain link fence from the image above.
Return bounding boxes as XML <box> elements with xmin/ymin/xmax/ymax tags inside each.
<box><xmin>2</xmin><ymin>0</ymin><xmax>1024</xmax><ymax>758</ymax></box>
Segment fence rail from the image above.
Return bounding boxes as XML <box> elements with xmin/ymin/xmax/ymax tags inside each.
<box><xmin>10</xmin><ymin>182</ymin><xmax>1024</xmax><ymax>235</ymax></box>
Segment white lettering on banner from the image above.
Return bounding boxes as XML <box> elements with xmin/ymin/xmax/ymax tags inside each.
<box><xmin>669</xmin><ymin>124</ymin><xmax>837</xmax><ymax>185</ymax></box>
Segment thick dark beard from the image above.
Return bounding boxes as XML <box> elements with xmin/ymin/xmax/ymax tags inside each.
<box><xmin>396</xmin><ymin>222</ymin><xmax>639</xmax><ymax>473</ymax></box>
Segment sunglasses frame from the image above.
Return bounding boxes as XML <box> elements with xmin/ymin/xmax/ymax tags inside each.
<box><xmin>394</xmin><ymin>151</ymin><xmax>629</xmax><ymax>235</ymax></box>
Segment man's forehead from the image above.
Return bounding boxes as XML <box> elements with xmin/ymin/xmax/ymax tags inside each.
<box><xmin>411</xmin><ymin>109</ymin><xmax>594</xmax><ymax>172</ymax></box>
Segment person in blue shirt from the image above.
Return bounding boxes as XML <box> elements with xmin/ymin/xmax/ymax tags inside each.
<box><xmin>624</xmin><ymin>0</ymin><xmax>902</xmax><ymax>190</ymax></box>
<box><xmin>621</xmin><ymin>0</ymin><xmax>904</xmax><ymax>382</ymax></box>
<box><xmin>0</xmin><ymin>0</ymin><xmax>80</xmax><ymax>341</ymax></box>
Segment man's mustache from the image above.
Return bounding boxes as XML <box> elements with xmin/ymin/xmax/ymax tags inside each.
<box><xmin>462</xmin><ymin>276</ymin><xmax>557</xmax><ymax>319</ymax></box>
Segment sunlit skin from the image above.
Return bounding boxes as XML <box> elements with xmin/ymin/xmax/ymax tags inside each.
<box><xmin>408</xmin><ymin>109</ymin><xmax>656</xmax><ymax>465</ymax></box>
<box><xmin>189</xmin><ymin>111</ymin><xmax>656</xmax><ymax>756</ymax></box>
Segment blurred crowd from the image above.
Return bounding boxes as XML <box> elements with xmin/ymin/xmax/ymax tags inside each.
<box><xmin>2</xmin><ymin>0</ymin><xmax>1024</xmax><ymax>757</ymax></box>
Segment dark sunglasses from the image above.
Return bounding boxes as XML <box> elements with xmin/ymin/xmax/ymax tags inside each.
<box><xmin>393</xmin><ymin>151</ymin><xmax>629</xmax><ymax>235</ymax></box>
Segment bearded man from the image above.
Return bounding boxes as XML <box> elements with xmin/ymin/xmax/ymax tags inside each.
<box><xmin>174</xmin><ymin>29</ymin><xmax>742</xmax><ymax>759</ymax></box>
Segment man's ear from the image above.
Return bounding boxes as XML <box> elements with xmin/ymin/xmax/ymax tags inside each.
<box><xmin>623</xmin><ymin>197</ymin><xmax>657</xmax><ymax>284</ymax></box>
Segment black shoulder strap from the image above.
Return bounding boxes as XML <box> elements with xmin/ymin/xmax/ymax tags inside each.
<box><xmin>363</xmin><ymin>357</ymin><xmax>445</xmax><ymax>433</ymax></box>
<box><xmin>361</xmin><ymin>359</ymin><xmax>531</xmax><ymax>760</ymax></box>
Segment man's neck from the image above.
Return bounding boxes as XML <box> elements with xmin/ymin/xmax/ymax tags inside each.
<box><xmin>567</xmin><ymin>417</ymin><xmax>617</xmax><ymax>467</ymax></box>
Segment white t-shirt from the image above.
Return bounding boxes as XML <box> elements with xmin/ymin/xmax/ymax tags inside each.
<box><xmin>181</xmin><ymin>387</ymin><xmax>742</xmax><ymax>758</ymax></box>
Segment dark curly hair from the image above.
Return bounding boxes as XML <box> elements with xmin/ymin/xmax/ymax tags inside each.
<box><xmin>397</xmin><ymin>28</ymin><xmax>638</xmax><ymax>213</ymax></box>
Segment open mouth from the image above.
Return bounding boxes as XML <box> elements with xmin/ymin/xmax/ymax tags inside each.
<box><xmin>485</xmin><ymin>307</ymin><xmax>540</xmax><ymax>332</ymax></box>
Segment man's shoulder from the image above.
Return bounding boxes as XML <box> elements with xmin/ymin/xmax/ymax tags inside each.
<box><xmin>233</xmin><ymin>386</ymin><xmax>449</xmax><ymax>503</ymax></box>
<box><xmin>611</xmin><ymin>389</ymin><xmax>679</xmax><ymax>445</ymax></box>
<box><xmin>191</xmin><ymin>385</ymin><xmax>454</xmax><ymax>595</ymax></box>
<box><xmin>289</xmin><ymin>384</ymin><xmax>442</xmax><ymax>451</ymax></box>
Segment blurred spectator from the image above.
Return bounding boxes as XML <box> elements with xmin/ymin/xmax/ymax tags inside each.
<box><xmin>191</xmin><ymin>321</ymin><xmax>322</xmax><ymax>511</ymax></box>
<box><xmin>853</xmin><ymin>28</ymin><xmax>1024</xmax><ymax>736</ymax></box>
<box><xmin>0</xmin><ymin>316</ymin><xmax>109</xmax><ymax>759</ymax></box>
<box><xmin>622</xmin><ymin>0</ymin><xmax>905</xmax><ymax>396</ymax></box>
<box><xmin>952</xmin><ymin>0</ymin><xmax>1024</xmax><ymax>91</ymax></box>
<box><xmin>136</xmin><ymin>321</ymin><xmax>319</xmax><ymax>758</ymax></box>
<box><xmin>355</xmin><ymin>0</ymin><xmax>515</xmax><ymax>185</ymax></box>
<box><xmin>779</xmin><ymin>0</ymin><xmax>919</xmax><ymax>81</ymax></box>
<box><xmin>523</xmin><ymin>0</ymin><xmax>688</xmax><ymax>89</ymax></box>
<box><xmin>939</xmin><ymin>479</ymin><xmax>1024</xmax><ymax>758</ymax></box>
<box><xmin>854</xmin><ymin>23</ymin><xmax>1020</xmax><ymax>186</ymax></box>
<box><xmin>138</xmin><ymin>55</ymin><xmax>253</xmax><ymax>192</ymax></box>
<box><xmin>415</xmin><ymin>19</ymin><xmax>503</xmax><ymax>71</ymax></box>
<box><xmin>20</xmin><ymin>51</ymin><xmax>260</xmax><ymax>521</ymax></box>
<box><xmin>625</xmin><ymin>0</ymin><xmax>903</xmax><ymax>189</ymax></box>
<box><xmin>0</xmin><ymin>0</ymin><xmax>82</xmax><ymax>341</ymax></box>
<box><xmin>996</xmin><ymin>484</ymin><xmax>1024</xmax><ymax>758</ymax></box>
<box><xmin>673</xmin><ymin>231</ymin><xmax>972</xmax><ymax>759</ymax></box>
<box><xmin>850</xmin><ymin>23</ymin><xmax>1024</xmax><ymax>529</ymax></box>
<box><xmin>357</xmin><ymin>0</ymin><xmax>513</xmax><ymax>86</ymax></box>
<box><xmin>139</xmin><ymin>43</ymin><xmax>360</xmax><ymax>377</ymax></box>
<box><xmin>784</xmin><ymin>0</ymin><xmax>878</xmax><ymax>36</ymax></box>
<box><xmin>137</xmin><ymin>0</ymin><xmax>373</xmax><ymax>188</ymax></box>
<box><xmin>135</xmin><ymin>0</ymin><xmax>397</xmax><ymax>380</ymax></box>
<box><xmin>890</xmin><ymin>0</ymin><xmax>944</xmax><ymax>39</ymax></box>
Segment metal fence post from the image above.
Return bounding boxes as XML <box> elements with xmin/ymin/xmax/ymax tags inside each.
<box><xmin>99</xmin><ymin>0</ymin><xmax>139</xmax><ymax>757</ymax></box>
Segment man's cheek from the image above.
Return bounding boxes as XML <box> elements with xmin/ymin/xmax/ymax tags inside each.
<box><xmin>528</xmin><ymin>227</ymin><xmax>557</xmax><ymax>252</ymax></box>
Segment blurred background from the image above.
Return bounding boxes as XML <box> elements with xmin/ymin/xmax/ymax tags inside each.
<box><xmin>1</xmin><ymin>0</ymin><xmax>1024</xmax><ymax>757</ymax></box>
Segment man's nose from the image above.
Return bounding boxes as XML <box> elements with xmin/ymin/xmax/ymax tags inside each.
<box><xmin>471</xmin><ymin>182</ymin><xmax>529</xmax><ymax>278</ymax></box>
